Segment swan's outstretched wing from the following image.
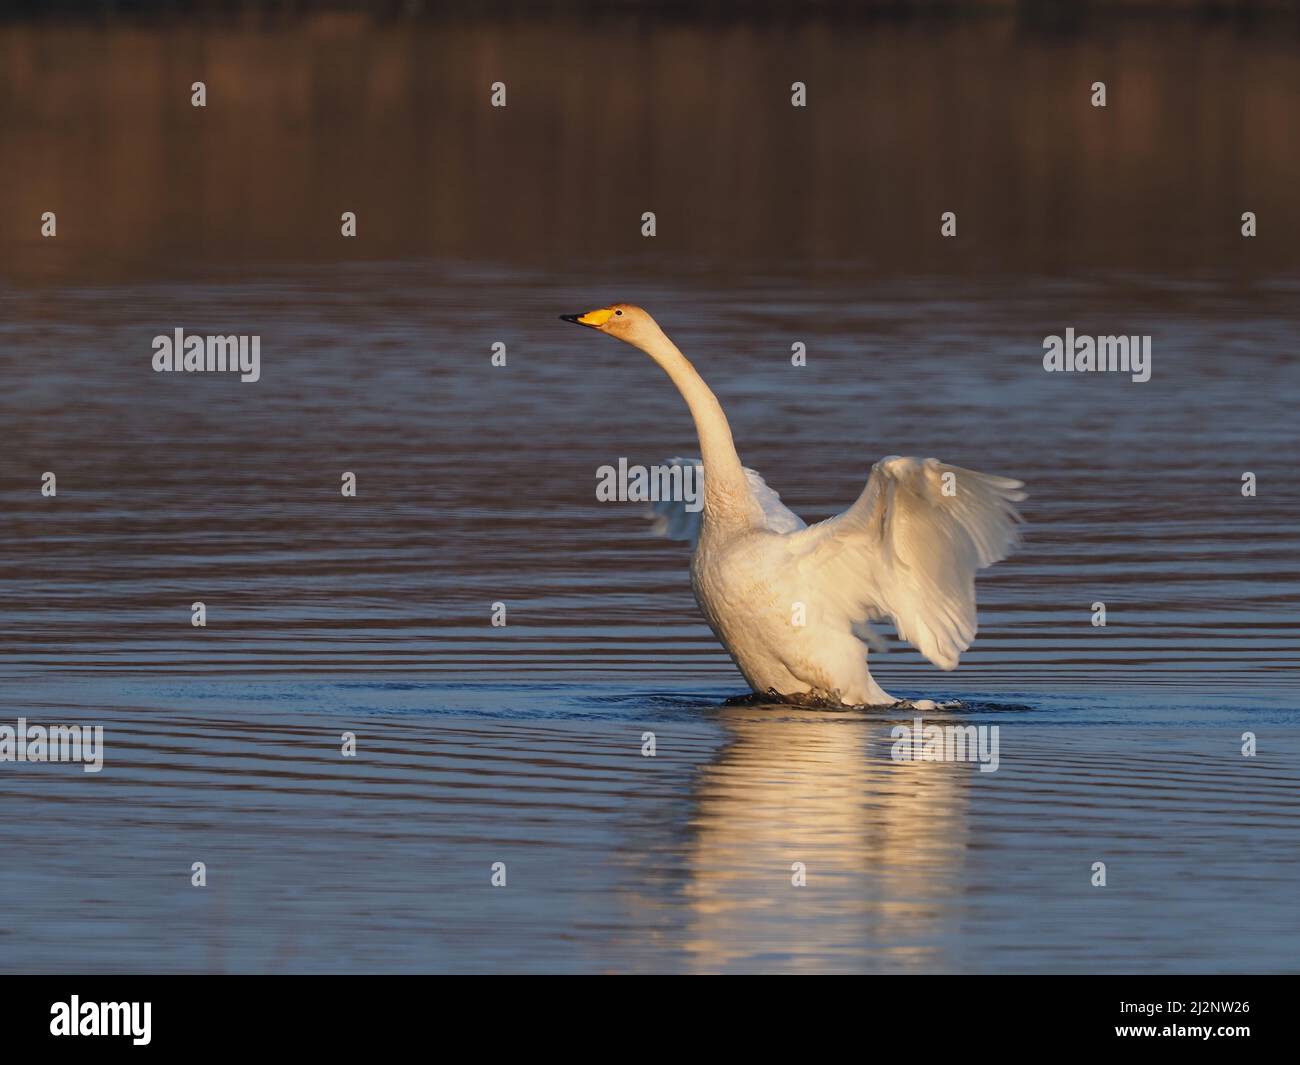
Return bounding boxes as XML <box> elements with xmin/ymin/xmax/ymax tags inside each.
<box><xmin>645</xmin><ymin>457</ymin><xmax>806</xmax><ymax>546</ymax></box>
<box><xmin>787</xmin><ymin>456</ymin><xmax>1026</xmax><ymax>670</ymax></box>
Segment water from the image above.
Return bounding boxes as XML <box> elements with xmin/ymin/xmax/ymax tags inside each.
<box><xmin>2</xmin><ymin>11</ymin><xmax>1299</xmax><ymax>973</ymax></box>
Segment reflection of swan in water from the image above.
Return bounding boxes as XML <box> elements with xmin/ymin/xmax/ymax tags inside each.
<box><xmin>679</xmin><ymin>708</ymin><xmax>970</xmax><ymax>973</ymax></box>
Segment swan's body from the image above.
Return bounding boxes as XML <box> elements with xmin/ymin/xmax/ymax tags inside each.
<box><xmin>561</xmin><ymin>304</ymin><xmax>1026</xmax><ymax>707</ymax></box>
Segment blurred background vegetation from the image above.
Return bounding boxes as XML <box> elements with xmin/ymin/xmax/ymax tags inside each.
<box><xmin>1</xmin><ymin>0</ymin><xmax>1297</xmax><ymax>282</ymax></box>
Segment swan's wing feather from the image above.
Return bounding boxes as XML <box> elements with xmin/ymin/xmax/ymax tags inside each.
<box><xmin>745</xmin><ymin>467</ymin><xmax>807</xmax><ymax>535</ymax></box>
<box><xmin>788</xmin><ymin>456</ymin><xmax>1025</xmax><ymax>669</ymax></box>
<box><xmin>646</xmin><ymin>457</ymin><xmax>805</xmax><ymax>545</ymax></box>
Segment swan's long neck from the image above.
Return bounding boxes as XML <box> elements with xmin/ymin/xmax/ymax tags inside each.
<box><xmin>637</xmin><ymin>326</ymin><xmax>757</xmax><ymax>527</ymax></box>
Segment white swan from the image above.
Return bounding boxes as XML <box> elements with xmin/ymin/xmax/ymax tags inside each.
<box><xmin>561</xmin><ymin>304</ymin><xmax>1026</xmax><ymax>707</ymax></box>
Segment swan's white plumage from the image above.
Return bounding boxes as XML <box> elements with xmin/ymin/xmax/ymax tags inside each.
<box><xmin>785</xmin><ymin>456</ymin><xmax>1025</xmax><ymax>672</ymax></box>
<box><xmin>646</xmin><ymin>458</ymin><xmax>806</xmax><ymax>543</ymax></box>
<box><xmin>645</xmin><ymin>454</ymin><xmax>1025</xmax><ymax>675</ymax></box>
<box><xmin>564</xmin><ymin>303</ymin><xmax>1026</xmax><ymax>706</ymax></box>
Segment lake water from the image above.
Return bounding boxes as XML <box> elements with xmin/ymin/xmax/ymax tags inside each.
<box><xmin>1</xmin><ymin>11</ymin><xmax>1298</xmax><ymax>974</ymax></box>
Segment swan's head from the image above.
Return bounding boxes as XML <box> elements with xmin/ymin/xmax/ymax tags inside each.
<box><xmin>560</xmin><ymin>303</ymin><xmax>661</xmax><ymax>347</ymax></box>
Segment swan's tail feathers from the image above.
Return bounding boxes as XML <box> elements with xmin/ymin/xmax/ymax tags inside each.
<box><xmin>642</xmin><ymin>457</ymin><xmax>806</xmax><ymax>547</ymax></box>
<box><xmin>788</xmin><ymin>456</ymin><xmax>1026</xmax><ymax>671</ymax></box>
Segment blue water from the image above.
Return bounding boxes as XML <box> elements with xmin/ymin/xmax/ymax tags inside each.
<box><xmin>1</xmin><ymin>266</ymin><xmax>1297</xmax><ymax>972</ymax></box>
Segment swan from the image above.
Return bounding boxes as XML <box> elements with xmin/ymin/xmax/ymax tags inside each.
<box><xmin>560</xmin><ymin>304</ymin><xmax>1027</xmax><ymax>708</ymax></box>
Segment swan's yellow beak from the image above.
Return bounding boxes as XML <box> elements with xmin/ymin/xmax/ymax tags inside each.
<box><xmin>560</xmin><ymin>307</ymin><xmax>615</xmax><ymax>328</ymax></box>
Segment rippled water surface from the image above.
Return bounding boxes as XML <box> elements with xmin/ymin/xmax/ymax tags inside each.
<box><xmin>3</xmin><ymin>267</ymin><xmax>1297</xmax><ymax>974</ymax></box>
<box><xmin>2</xmin><ymin>11</ymin><xmax>1299</xmax><ymax>973</ymax></box>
